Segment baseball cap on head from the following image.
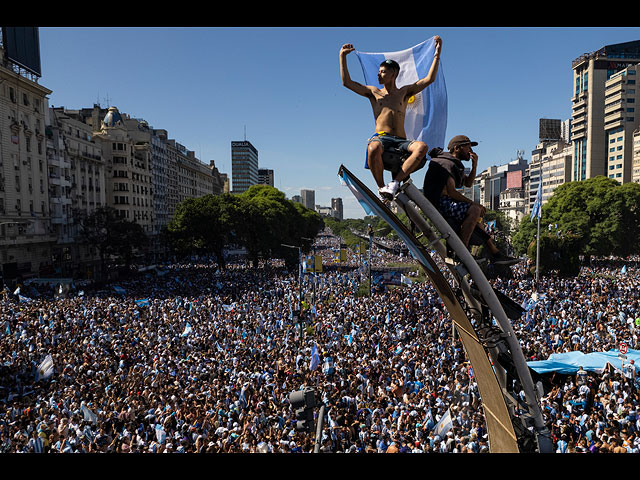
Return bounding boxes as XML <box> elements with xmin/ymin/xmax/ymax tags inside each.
<box><xmin>448</xmin><ymin>135</ymin><xmax>478</xmax><ymax>150</ymax></box>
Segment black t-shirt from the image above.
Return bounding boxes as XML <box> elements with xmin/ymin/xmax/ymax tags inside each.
<box><xmin>422</xmin><ymin>148</ymin><xmax>466</xmax><ymax>205</ymax></box>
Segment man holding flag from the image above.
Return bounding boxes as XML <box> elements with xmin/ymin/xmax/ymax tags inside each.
<box><xmin>340</xmin><ymin>36</ymin><xmax>443</xmax><ymax>200</ymax></box>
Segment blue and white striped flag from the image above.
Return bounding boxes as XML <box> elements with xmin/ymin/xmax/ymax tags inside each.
<box><xmin>35</xmin><ymin>354</ymin><xmax>54</xmax><ymax>381</ymax></box>
<box><xmin>435</xmin><ymin>408</ymin><xmax>453</xmax><ymax>437</ymax></box>
<box><xmin>181</xmin><ymin>322</ymin><xmax>192</xmax><ymax>337</ymax></box>
<box><xmin>310</xmin><ymin>343</ymin><xmax>320</xmax><ymax>371</ymax></box>
<box><xmin>530</xmin><ymin>181</ymin><xmax>542</xmax><ymax>221</ymax></box>
<box><xmin>355</xmin><ymin>37</ymin><xmax>447</xmax><ymax>149</ymax></box>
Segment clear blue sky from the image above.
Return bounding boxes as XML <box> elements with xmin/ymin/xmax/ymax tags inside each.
<box><xmin>39</xmin><ymin>26</ymin><xmax>640</xmax><ymax>219</ymax></box>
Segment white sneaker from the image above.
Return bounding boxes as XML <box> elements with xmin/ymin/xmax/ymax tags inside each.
<box><xmin>379</xmin><ymin>180</ymin><xmax>399</xmax><ymax>200</ymax></box>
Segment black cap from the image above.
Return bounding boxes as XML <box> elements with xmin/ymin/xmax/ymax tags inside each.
<box><xmin>448</xmin><ymin>135</ymin><xmax>478</xmax><ymax>150</ymax></box>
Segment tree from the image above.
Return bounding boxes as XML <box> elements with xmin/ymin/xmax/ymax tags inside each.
<box><xmin>237</xmin><ymin>185</ymin><xmax>323</xmax><ymax>268</ymax></box>
<box><xmin>168</xmin><ymin>186</ymin><xmax>324</xmax><ymax>269</ymax></box>
<box><xmin>77</xmin><ymin>206</ymin><xmax>148</xmax><ymax>277</ymax></box>
<box><xmin>168</xmin><ymin>193</ymin><xmax>242</xmax><ymax>269</ymax></box>
<box><xmin>513</xmin><ymin>176</ymin><xmax>640</xmax><ymax>260</ymax></box>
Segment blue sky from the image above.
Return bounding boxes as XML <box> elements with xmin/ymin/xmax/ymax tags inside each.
<box><xmin>38</xmin><ymin>26</ymin><xmax>640</xmax><ymax>219</ymax></box>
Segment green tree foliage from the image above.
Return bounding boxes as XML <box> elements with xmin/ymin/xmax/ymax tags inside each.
<box><xmin>77</xmin><ymin>206</ymin><xmax>148</xmax><ymax>274</ymax></box>
<box><xmin>168</xmin><ymin>185</ymin><xmax>324</xmax><ymax>269</ymax></box>
<box><xmin>168</xmin><ymin>193</ymin><xmax>243</xmax><ymax>269</ymax></box>
<box><xmin>513</xmin><ymin>176</ymin><xmax>640</xmax><ymax>261</ymax></box>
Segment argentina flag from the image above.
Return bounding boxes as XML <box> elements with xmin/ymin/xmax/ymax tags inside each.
<box><xmin>530</xmin><ymin>181</ymin><xmax>542</xmax><ymax>221</ymax></box>
<box><xmin>355</xmin><ymin>37</ymin><xmax>447</xmax><ymax>150</ymax></box>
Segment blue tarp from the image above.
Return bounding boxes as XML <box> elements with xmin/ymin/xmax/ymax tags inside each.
<box><xmin>528</xmin><ymin>348</ymin><xmax>640</xmax><ymax>375</ymax></box>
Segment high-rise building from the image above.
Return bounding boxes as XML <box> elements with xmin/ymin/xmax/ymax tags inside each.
<box><xmin>258</xmin><ymin>168</ymin><xmax>274</xmax><ymax>187</ymax></box>
<box><xmin>526</xmin><ymin>138</ymin><xmax>572</xmax><ymax>214</ymax></box>
<box><xmin>300</xmin><ymin>189</ymin><xmax>315</xmax><ymax>210</ymax></box>
<box><xmin>571</xmin><ymin>40</ymin><xmax>640</xmax><ymax>181</ymax></box>
<box><xmin>603</xmin><ymin>63</ymin><xmax>640</xmax><ymax>183</ymax></box>
<box><xmin>633</xmin><ymin>128</ymin><xmax>640</xmax><ymax>184</ymax></box>
<box><xmin>331</xmin><ymin>197</ymin><xmax>343</xmax><ymax>220</ymax></box>
<box><xmin>231</xmin><ymin>140</ymin><xmax>258</xmax><ymax>193</ymax></box>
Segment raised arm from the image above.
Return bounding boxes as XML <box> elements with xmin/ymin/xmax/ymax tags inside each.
<box><xmin>340</xmin><ymin>43</ymin><xmax>373</xmax><ymax>98</ymax></box>
<box><xmin>406</xmin><ymin>36</ymin><xmax>442</xmax><ymax>98</ymax></box>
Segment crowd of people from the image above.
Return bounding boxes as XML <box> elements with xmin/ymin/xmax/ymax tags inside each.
<box><xmin>1</xmin><ymin>229</ymin><xmax>639</xmax><ymax>454</ymax></box>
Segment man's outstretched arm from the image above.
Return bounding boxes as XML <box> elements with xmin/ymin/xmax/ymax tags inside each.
<box><xmin>340</xmin><ymin>43</ymin><xmax>373</xmax><ymax>98</ymax></box>
<box><xmin>406</xmin><ymin>36</ymin><xmax>442</xmax><ymax>98</ymax></box>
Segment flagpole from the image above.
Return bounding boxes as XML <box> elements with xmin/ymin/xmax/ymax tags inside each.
<box><xmin>534</xmin><ymin>165</ymin><xmax>542</xmax><ymax>287</ymax></box>
<box><xmin>536</xmin><ymin>209</ymin><xmax>540</xmax><ymax>285</ymax></box>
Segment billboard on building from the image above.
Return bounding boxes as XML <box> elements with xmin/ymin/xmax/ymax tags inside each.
<box><xmin>506</xmin><ymin>170</ymin><xmax>522</xmax><ymax>189</ymax></box>
<box><xmin>2</xmin><ymin>27</ymin><xmax>42</xmax><ymax>76</ymax></box>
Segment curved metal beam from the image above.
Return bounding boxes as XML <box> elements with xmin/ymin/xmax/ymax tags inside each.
<box><xmin>339</xmin><ymin>165</ymin><xmax>520</xmax><ymax>452</ymax></box>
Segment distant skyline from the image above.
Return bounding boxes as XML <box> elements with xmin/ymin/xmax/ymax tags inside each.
<box><xmin>38</xmin><ymin>26</ymin><xmax>640</xmax><ymax>218</ymax></box>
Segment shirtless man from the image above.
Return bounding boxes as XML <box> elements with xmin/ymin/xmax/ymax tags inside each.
<box><xmin>340</xmin><ymin>37</ymin><xmax>442</xmax><ymax>199</ymax></box>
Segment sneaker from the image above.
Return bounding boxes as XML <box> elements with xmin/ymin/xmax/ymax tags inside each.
<box><xmin>379</xmin><ymin>181</ymin><xmax>399</xmax><ymax>200</ymax></box>
<box><xmin>490</xmin><ymin>251</ymin><xmax>520</xmax><ymax>266</ymax></box>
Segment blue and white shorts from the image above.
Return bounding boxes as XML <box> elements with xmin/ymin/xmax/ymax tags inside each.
<box><xmin>438</xmin><ymin>195</ymin><xmax>471</xmax><ymax>223</ymax></box>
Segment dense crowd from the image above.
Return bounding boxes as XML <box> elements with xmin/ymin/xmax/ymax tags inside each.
<box><xmin>1</xmin><ymin>231</ymin><xmax>639</xmax><ymax>454</ymax></box>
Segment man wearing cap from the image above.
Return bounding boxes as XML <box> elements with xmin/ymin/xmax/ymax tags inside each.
<box><xmin>339</xmin><ymin>38</ymin><xmax>442</xmax><ymax>200</ymax></box>
<box><xmin>422</xmin><ymin>135</ymin><xmax>517</xmax><ymax>265</ymax></box>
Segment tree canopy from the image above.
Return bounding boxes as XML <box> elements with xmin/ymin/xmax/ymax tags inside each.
<box><xmin>77</xmin><ymin>206</ymin><xmax>148</xmax><ymax>274</ymax></box>
<box><xmin>512</xmin><ymin>176</ymin><xmax>640</xmax><ymax>261</ymax></box>
<box><xmin>168</xmin><ymin>185</ymin><xmax>324</xmax><ymax>268</ymax></box>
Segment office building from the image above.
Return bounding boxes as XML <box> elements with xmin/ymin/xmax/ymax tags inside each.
<box><xmin>571</xmin><ymin>40</ymin><xmax>640</xmax><ymax>181</ymax></box>
<box><xmin>633</xmin><ymin>128</ymin><xmax>640</xmax><ymax>183</ymax></box>
<box><xmin>526</xmin><ymin>138</ymin><xmax>572</xmax><ymax>214</ymax></box>
<box><xmin>231</xmin><ymin>140</ymin><xmax>258</xmax><ymax>193</ymax></box>
<box><xmin>331</xmin><ymin>197</ymin><xmax>343</xmax><ymax>220</ymax></box>
<box><xmin>474</xmin><ymin>154</ymin><xmax>528</xmax><ymax>211</ymax></box>
<box><xmin>258</xmin><ymin>168</ymin><xmax>274</xmax><ymax>187</ymax></box>
<box><xmin>603</xmin><ymin>63</ymin><xmax>640</xmax><ymax>182</ymax></box>
<box><xmin>300</xmin><ymin>189</ymin><xmax>315</xmax><ymax>210</ymax></box>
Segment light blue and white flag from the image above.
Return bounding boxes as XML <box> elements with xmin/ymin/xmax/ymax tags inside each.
<box><xmin>155</xmin><ymin>424</ymin><xmax>166</xmax><ymax>444</ymax></box>
<box><xmin>310</xmin><ymin>343</ymin><xmax>320</xmax><ymax>371</ymax></box>
<box><xmin>355</xmin><ymin>37</ymin><xmax>447</xmax><ymax>149</ymax></box>
<box><xmin>530</xmin><ymin>181</ymin><xmax>542</xmax><ymax>221</ymax></box>
<box><xmin>81</xmin><ymin>402</ymin><xmax>98</xmax><ymax>424</ymax></box>
<box><xmin>435</xmin><ymin>408</ymin><xmax>453</xmax><ymax>437</ymax></box>
<box><xmin>181</xmin><ymin>322</ymin><xmax>192</xmax><ymax>337</ymax></box>
<box><xmin>35</xmin><ymin>354</ymin><xmax>54</xmax><ymax>381</ymax></box>
<box><xmin>340</xmin><ymin>170</ymin><xmax>375</xmax><ymax>216</ymax></box>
